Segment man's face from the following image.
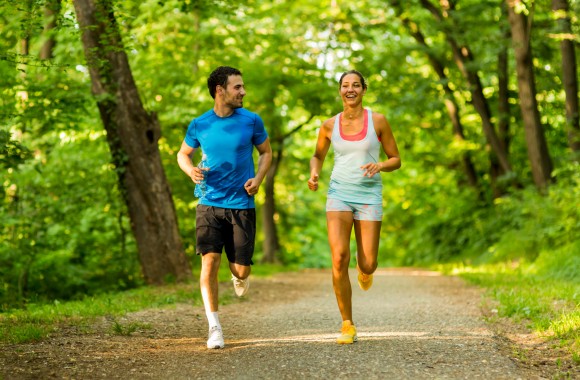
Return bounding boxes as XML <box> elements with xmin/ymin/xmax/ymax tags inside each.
<box><xmin>220</xmin><ymin>75</ymin><xmax>246</xmax><ymax>109</ymax></box>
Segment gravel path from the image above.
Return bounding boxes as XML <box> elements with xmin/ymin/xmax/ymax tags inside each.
<box><xmin>1</xmin><ymin>268</ymin><xmax>546</xmax><ymax>379</ymax></box>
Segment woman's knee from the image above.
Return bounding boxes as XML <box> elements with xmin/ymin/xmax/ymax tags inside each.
<box><xmin>358</xmin><ymin>259</ymin><xmax>377</xmax><ymax>274</ymax></box>
<box><xmin>331</xmin><ymin>251</ymin><xmax>350</xmax><ymax>270</ymax></box>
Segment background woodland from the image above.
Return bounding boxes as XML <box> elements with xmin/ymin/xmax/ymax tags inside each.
<box><xmin>1</xmin><ymin>0</ymin><xmax>579</xmax><ymax>310</ymax></box>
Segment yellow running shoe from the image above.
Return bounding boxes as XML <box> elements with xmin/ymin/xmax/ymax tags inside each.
<box><xmin>336</xmin><ymin>320</ymin><xmax>357</xmax><ymax>344</ymax></box>
<box><xmin>357</xmin><ymin>267</ymin><xmax>373</xmax><ymax>291</ymax></box>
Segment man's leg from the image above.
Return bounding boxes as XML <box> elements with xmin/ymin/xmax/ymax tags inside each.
<box><xmin>228</xmin><ymin>209</ymin><xmax>255</xmax><ymax>297</ymax></box>
<box><xmin>200</xmin><ymin>252</ymin><xmax>221</xmax><ymax>314</ymax></box>
<box><xmin>230</xmin><ymin>263</ymin><xmax>251</xmax><ymax>297</ymax></box>
<box><xmin>230</xmin><ymin>263</ymin><xmax>251</xmax><ymax>280</ymax></box>
<box><xmin>200</xmin><ymin>252</ymin><xmax>224</xmax><ymax>349</ymax></box>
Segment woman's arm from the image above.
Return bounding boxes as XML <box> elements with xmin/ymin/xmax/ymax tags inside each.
<box><xmin>375</xmin><ymin>112</ymin><xmax>401</xmax><ymax>173</ymax></box>
<box><xmin>308</xmin><ymin>118</ymin><xmax>334</xmax><ymax>191</ymax></box>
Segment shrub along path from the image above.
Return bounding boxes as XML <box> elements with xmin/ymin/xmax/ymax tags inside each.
<box><xmin>0</xmin><ymin>268</ymin><xmax>568</xmax><ymax>379</ymax></box>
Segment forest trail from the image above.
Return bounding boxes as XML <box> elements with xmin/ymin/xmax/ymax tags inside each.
<box><xmin>1</xmin><ymin>269</ymin><xmax>551</xmax><ymax>379</ymax></box>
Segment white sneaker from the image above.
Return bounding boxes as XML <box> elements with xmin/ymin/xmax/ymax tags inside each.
<box><xmin>207</xmin><ymin>326</ymin><xmax>224</xmax><ymax>349</ymax></box>
<box><xmin>232</xmin><ymin>275</ymin><xmax>249</xmax><ymax>297</ymax></box>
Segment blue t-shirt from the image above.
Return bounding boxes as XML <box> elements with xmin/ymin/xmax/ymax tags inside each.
<box><xmin>184</xmin><ymin>108</ymin><xmax>268</xmax><ymax>209</ymax></box>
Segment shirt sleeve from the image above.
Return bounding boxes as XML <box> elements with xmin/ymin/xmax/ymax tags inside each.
<box><xmin>252</xmin><ymin>114</ymin><xmax>268</xmax><ymax>146</ymax></box>
<box><xmin>184</xmin><ymin>119</ymin><xmax>200</xmax><ymax>148</ymax></box>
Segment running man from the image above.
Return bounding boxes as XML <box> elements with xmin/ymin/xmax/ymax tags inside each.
<box><xmin>177</xmin><ymin>66</ymin><xmax>272</xmax><ymax>349</ymax></box>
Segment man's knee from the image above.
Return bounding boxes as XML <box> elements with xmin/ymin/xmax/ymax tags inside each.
<box><xmin>231</xmin><ymin>263</ymin><xmax>251</xmax><ymax>279</ymax></box>
<box><xmin>202</xmin><ymin>253</ymin><xmax>221</xmax><ymax>271</ymax></box>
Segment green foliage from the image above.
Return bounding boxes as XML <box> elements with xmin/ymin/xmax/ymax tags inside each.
<box><xmin>397</xmin><ymin>161</ymin><xmax>580</xmax><ymax>266</ymax></box>
<box><xmin>534</xmin><ymin>242</ymin><xmax>580</xmax><ymax>283</ymax></box>
<box><xmin>0</xmin><ymin>129</ymin><xmax>31</xmax><ymax>169</ymax></box>
<box><xmin>0</xmin><ymin>130</ymin><xmax>142</xmax><ymax>309</ymax></box>
<box><xmin>0</xmin><ymin>0</ymin><xmax>579</xmax><ymax>335</ymax></box>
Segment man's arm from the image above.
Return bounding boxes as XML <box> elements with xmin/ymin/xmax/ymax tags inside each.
<box><xmin>254</xmin><ymin>138</ymin><xmax>273</xmax><ymax>183</ymax></box>
<box><xmin>244</xmin><ymin>138</ymin><xmax>272</xmax><ymax>195</ymax></box>
<box><xmin>177</xmin><ymin>141</ymin><xmax>204</xmax><ymax>184</ymax></box>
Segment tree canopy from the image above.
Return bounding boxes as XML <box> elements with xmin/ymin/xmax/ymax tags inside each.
<box><xmin>1</xmin><ymin>0</ymin><xmax>579</xmax><ymax>309</ymax></box>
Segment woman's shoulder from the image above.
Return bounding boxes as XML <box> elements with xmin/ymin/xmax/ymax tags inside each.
<box><xmin>321</xmin><ymin>114</ymin><xmax>338</xmax><ymax>129</ymax></box>
<box><xmin>369</xmin><ymin>109</ymin><xmax>387</xmax><ymax>120</ymax></box>
<box><xmin>370</xmin><ymin>111</ymin><xmax>390</xmax><ymax>127</ymax></box>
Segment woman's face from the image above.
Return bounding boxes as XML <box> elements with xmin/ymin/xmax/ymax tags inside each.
<box><xmin>340</xmin><ymin>73</ymin><xmax>366</xmax><ymax>106</ymax></box>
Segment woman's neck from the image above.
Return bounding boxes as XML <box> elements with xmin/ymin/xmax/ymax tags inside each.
<box><xmin>342</xmin><ymin>106</ymin><xmax>364</xmax><ymax>120</ymax></box>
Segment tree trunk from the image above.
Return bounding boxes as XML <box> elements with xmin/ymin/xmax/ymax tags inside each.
<box><xmin>19</xmin><ymin>0</ymin><xmax>31</xmax><ymax>58</ymax></box>
<box><xmin>261</xmin><ymin>148</ymin><xmax>281</xmax><ymax>264</ymax></box>
<box><xmin>491</xmin><ymin>5</ymin><xmax>513</xmax><ymax>197</ymax></box>
<box><xmin>552</xmin><ymin>0</ymin><xmax>580</xmax><ymax>152</ymax></box>
<box><xmin>391</xmin><ymin>1</ymin><xmax>480</xmax><ymax>192</ymax></box>
<box><xmin>40</xmin><ymin>0</ymin><xmax>61</xmax><ymax>60</ymax></box>
<box><xmin>506</xmin><ymin>0</ymin><xmax>553</xmax><ymax>191</ymax></box>
<box><xmin>260</xmin><ymin>116</ymin><xmax>313</xmax><ymax>263</ymax></box>
<box><xmin>73</xmin><ymin>0</ymin><xmax>191</xmax><ymax>284</ymax></box>
<box><xmin>420</xmin><ymin>0</ymin><xmax>513</xmax><ymax>175</ymax></box>
<box><xmin>497</xmin><ymin>30</ymin><xmax>511</xmax><ymax>154</ymax></box>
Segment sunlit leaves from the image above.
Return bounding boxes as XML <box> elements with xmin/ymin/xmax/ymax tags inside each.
<box><xmin>0</xmin><ymin>0</ymin><xmax>578</xmax><ymax>307</ymax></box>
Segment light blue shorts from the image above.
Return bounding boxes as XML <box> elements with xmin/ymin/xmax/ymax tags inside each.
<box><xmin>326</xmin><ymin>198</ymin><xmax>383</xmax><ymax>221</ymax></box>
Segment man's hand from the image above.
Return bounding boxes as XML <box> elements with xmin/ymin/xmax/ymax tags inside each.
<box><xmin>244</xmin><ymin>178</ymin><xmax>259</xmax><ymax>196</ymax></box>
<box><xmin>190</xmin><ymin>166</ymin><xmax>208</xmax><ymax>184</ymax></box>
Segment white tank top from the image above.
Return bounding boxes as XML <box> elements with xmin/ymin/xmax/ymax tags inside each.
<box><xmin>328</xmin><ymin>108</ymin><xmax>383</xmax><ymax>204</ymax></box>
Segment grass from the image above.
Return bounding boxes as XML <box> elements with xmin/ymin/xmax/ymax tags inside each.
<box><xmin>0</xmin><ymin>262</ymin><xmax>293</xmax><ymax>345</ymax></box>
<box><xmin>0</xmin><ymin>282</ymin><xmax>200</xmax><ymax>344</ymax></box>
<box><xmin>436</xmin><ymin>259</ymin><xmax>580</xmax><ymax>364</ymax></box>
<box><xmin>110</xmin><ymin>319</ymin><xmax>152</xmax><ymax>336</ymax></box>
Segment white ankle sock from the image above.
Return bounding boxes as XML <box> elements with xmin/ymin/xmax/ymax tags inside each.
<box><xmin>206</xmin><ymin>311</ymin><xmax>220</xmax><ymax>329</ymax></box>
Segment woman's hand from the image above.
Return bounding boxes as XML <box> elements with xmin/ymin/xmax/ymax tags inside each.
<box><xmin>361</xmin><ymin>162</ymin><xmax>382</xmax><ymax>178</ymax></box>
<box><xmin>308</xmin><ymin>174</ymin><xmax>319</xmax><ymax>191</ymax></box>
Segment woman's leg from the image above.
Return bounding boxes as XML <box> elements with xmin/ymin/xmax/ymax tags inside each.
<box><xmin>327</xmin><ymin>211</ymin><xmax>354</xmax><ymax>322</ymax></box>
<box><xmin>354</xmin><ymin>220</ymin><xmax>381</xmax><ymax>275</ymax></box>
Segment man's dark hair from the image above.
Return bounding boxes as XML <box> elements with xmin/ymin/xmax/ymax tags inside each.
<box><xmin>339</xmin><ymin>70</ymin><xmax>367</xmax><ymax>90</ymax></box>
<box><xmin>207</xmin><ymin>66</ymin><xmax>242</xmax><ymax>99</ymax></box>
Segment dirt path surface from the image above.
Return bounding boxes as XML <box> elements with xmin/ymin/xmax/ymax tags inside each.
<box><xmin>0</xmin><ymin>269</ymin><xmax>555</xmax><ymax>379</ymax></box>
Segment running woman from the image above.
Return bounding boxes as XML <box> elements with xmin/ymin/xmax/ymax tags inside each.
<box><xmin>308</xmin><ymin>70</ymin><xmax>401</xmax><ymax>344</ymax></box>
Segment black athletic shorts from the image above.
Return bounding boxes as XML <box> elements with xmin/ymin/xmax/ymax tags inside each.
<box><xmin>195</xmin><ymin>204</ymin><xmax>256</xmax><ymax>266</ymax></box>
